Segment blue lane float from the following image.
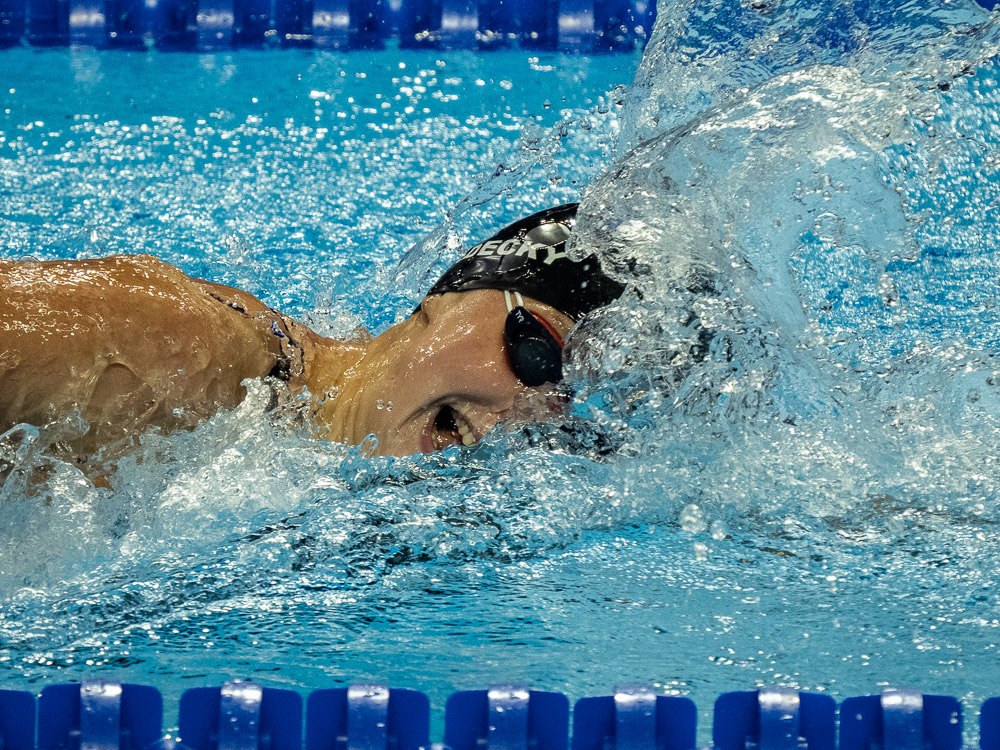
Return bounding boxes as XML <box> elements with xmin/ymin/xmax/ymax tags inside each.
<box><xmin>397</xmin><ymin>0</ymin><xmax>435</xmax><ymax>47</ymax></box>
<box><xmin>0</xmin><ymin>0</ymin><xmax>656</xmax><ymax>49</ymax></box>
<box><xmin>179</xmin><ymin>682</ymin><xmax>303</xmax><ymax>750</ymax></box>
<box><xmin>25</xmin><ymin>0</ymin><xmax>65</xmax><ymax>44</ymax></box>
<box><xmin>0</xmin><ymin>688</ymin><xmax>34</xmax><ymax>750</ymax></box>
<box><xmin>0</xmin><ymin>0</ymin><xmax>27</xmax><ymax>46</ymax></box>
<box><xmin>981</xmin><ymin>698</ymin><xmax>1000</xmax><ymax>750</ymax></box>
<box><xmin>839</xmin><ymin>690</ymin><xmax>963</xmax><ymax>750</ymax></box>
<box><xmin>0</xmin><ymin>679</ymin><xmax>988</xmax><ymax>750</ymax></box>
<box><xmin>306</xmin><ymin>684</ymin><xmax>430</xmax><ymax>750</ymax></box>
<box><xmin>310</xmin><ymin>0</ymin><xmax>347</xmax><ymax>48</ymax></box>
<box><xmin>6</xmin><ymin>0</ymin><xmax>996</xmax><ymax>51</ymax></box>
<box><xmin>572</xmin><ymin>684</ymin><xmax>697</xmax><ymax>750</ymax></box>
<box><xmin>37</xmin><ymin>681</ymin><xmax>163</xmax><ymax>750</ymax></box>
<box><xmin>438</xmin><ymin>0</ymin><xmax>473</xmax><ymax>49</ymax></box>
<box><xmin>714</xmin><ymin>689</ymin><xmax>836</xmax><ymax>750</ymax></box>
<box><xmin>445</xmin><ymin>685</ymin><xmax>569</xmax><ymax>750</ymax></box>
<box><xmin>103</xmin><ymin>0</ymin><xmax>152</xmax><ymax>48</ymax></box>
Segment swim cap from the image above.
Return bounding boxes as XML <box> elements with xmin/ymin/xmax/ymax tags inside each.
<box><xmin>427</xmin><ymin>203</ymin><xmax>625</xmax><ymax>321</ymax></box>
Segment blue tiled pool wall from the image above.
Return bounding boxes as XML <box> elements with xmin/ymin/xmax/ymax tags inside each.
<box><xmin>0</xmin><ymin>0</ymin><xmax>655</xmax><ymax>51</ymax></box>
<box><xmin>2</xmin><ymin>680</ymin><xmax>995</xmax><ymax>750</ymax></box>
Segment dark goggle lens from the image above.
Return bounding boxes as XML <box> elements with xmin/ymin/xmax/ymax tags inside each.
<box><xmin>504</xmin><ymin>306</ymin><xmax>563</xmax><ymax>387</ymax></box>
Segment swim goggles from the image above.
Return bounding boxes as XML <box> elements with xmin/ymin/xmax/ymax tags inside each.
<box><xmin>503</xmin><ymin>290</ymin><xmax>564</xmax><ymax>387</ymax></box>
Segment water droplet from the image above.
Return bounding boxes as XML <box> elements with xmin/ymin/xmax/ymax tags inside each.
<box><xmin>680</xmin><ymin>503</ymin><xmax>706</xmax><ymax>533</ymax></box>
<box><xmin>710</xmin><ymin>520</ymin><xmax>728</xmax><ymax>540</ymax></box>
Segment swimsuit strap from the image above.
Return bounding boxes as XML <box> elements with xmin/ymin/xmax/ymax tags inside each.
<box><xmin>266</xmin><ymin>316</ymin><xmax>306</xmax><ymax>383</ymax></box>
<box><xmin>206</xmin><ymin>289</ymin><xmax>304</xmax><ymax>384</ymax></box>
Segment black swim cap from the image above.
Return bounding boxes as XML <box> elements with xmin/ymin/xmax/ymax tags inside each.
<box><xmin>427</xmin><ymin>203</ymin><xmax>625</xmax><ymax>321</ymax></box>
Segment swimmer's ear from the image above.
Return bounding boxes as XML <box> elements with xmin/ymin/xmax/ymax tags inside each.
<box><xmin>407</xmin><ymin>303</ymin><xmax>427</xmax><ymax>324</ymax></box>
<box><xmin>351</xmin><ymin>326</ymin><xmax>374</xmax><ymax>343</ymax></box>
<box><xmin>413</xmin><ymin>295</ymin><xmax>440</xmax><ymax>319</ymax></box>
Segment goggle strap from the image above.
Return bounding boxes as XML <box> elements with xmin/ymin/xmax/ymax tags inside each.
<box><xmin>503</xmin><ymin>290</ymin><xmax>525</xmax><ymax>313</ymax></box>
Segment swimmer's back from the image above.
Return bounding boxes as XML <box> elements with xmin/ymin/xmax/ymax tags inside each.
<box><xmin>0</xmin><ymin>254</ymin><xmax>294</xmax><ymax>461</ymax></box>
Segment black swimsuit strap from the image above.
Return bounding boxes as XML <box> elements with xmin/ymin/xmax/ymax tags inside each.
<box><xmin>206</xmin><ymin>291</ymin><xmax>304</xmax><ymax>383</ymax></box>
<box><xmin>265</xmin><ymin>316</ymin><xmax>305</xmax><ymax>383</ymax></box>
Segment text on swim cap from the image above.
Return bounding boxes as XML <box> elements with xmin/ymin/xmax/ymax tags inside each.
<box><xmin>462</xmin><ymin>238</ymin><xmax>569</xmax><ymax>265</ymax></box>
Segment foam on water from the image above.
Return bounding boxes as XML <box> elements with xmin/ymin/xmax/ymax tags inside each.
<box><xmin>4</xmin><ymin>0</ymin><xmax>1000</xmax><ymax>739</ymax></box>
<box><xmin>571</xmin><ymin>0</ymin><xmax>1000</xmax><ymax>528</ymax></box>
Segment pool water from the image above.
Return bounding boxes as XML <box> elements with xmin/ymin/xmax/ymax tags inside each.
<box><xmin>4</xmin><ymin>0</ymin><xmax>1000</xmax><ymax>742</ymax></box>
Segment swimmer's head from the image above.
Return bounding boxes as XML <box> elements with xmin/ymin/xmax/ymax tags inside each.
<box><xmin>423</xmin><ymin>203</ymin><xmax>625</xmax><ymax>390</ymax></box>
<box><xmin>339</xmin><ymin>205</ymin><xmax>626</xmax><ymax>455</ymax></box>
<box><xmin>426</xmin><ymin>203</ymin><xmax>625</xmax><ymax>322</ymax></box>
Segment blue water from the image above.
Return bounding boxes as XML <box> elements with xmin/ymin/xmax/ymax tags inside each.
<box><xmin>5</xmin><ymin>0</ymin><xmax>1000</xmax><ymax>742</ymax></box>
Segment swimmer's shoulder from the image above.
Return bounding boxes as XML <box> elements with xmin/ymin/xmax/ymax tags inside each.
<box><xmin>3</xmin><ymin>253</ymin><xmax>275</xmax><ymax>320</ymax></box>
<box><xmin>1</xmin><ymin>253</ymin><xmax>291</xmax><ymax>355</ymax></box>
<box><xmin>1</xmin><ymin>253</ymin><xmax>327</xmax><ymax>383</ymax></box>
<box><xmin>2</xmin><ymin>253</ymin><xmax>196</xmax><ymax>292</ymax></box>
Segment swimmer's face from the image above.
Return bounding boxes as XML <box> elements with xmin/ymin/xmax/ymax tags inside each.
<box><xmin>350</xmin><ymin>289</ymin><xmax>575</xmax><ymax>455</ymax></box>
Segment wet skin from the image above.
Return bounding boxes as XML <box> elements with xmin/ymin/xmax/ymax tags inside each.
<box><xmin>0</xmin><ymin>255</ymin><xmax>574</xmax><ymax>464</ymax></box>
<box><xmin>322</xmin><ymin>289</ymin><xmax>574</xmax><ymax>455</ymax></box>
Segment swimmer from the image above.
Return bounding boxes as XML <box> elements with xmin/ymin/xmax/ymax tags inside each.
<box><xmin>0</xmin><ymin>204</ymin><xmax>624</xmax><ymax>468</ymax></box>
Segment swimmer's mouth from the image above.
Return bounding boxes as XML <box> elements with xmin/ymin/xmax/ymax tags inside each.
<box><xmin>432</xmin><ymin>405</ymin><xmax>477</xmax><ymax>450</ymax></box>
